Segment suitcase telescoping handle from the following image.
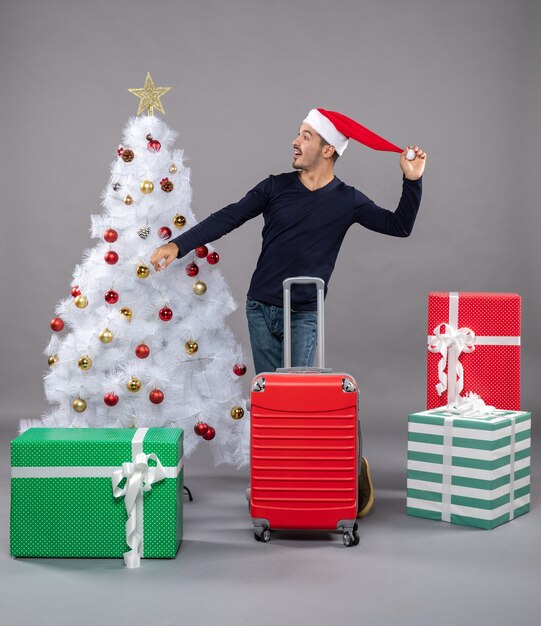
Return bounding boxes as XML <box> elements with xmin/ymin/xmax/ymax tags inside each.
<box><xmin>282</xmin><ymin>276</ymin><xmax>325</xmax><ymax>369</ymax></box>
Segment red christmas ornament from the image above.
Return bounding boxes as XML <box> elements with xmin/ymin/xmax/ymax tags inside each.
<box><xmin>103</xmin><ymin>228</ymin><xmax>118</xmax><ymax>243</ymax></box>
<box><xmin>71</xmin><ymin>285</ymin><xmax>81</xmax><ymax>297</ymax></box>
<box><xmin>149</xmin><ymin>389</ymin><xmax>164</xmax><ymax>404</ymax></box>
<box><xmin>195</xmin><ymin>246</ymin><xmax>208</xmax><ymax>258</ymax></box>
<box><xmin>233</xmin><ymin>363</ymin><xmax>247</xmax><ymax>376</ymax></box>
<box><xmin>104</xmin><ymin>392</ymin><xmax>119</xmax><ymax>407</ymax></box>
<box><xmin>206</xmin><ymin>251</ymin><xmax>220</xmax><ymax>265</ymax></box>
<box><xmin>202</xmin><ymin>426</ymin><xmax>216</xmax><ymax>441</ymax></box>
<box><xmin>194</xmin><ymin>422</ymin><xmax>209</xmax><ymax>436</ymax></box>
<box><xmin>116</xmin><ymin>147</ymin><xmax>124</xmax><ymax>157</ymax></box>
<box><xmin>50</xmin><ymin>317</ymin><xmax>64</xmax><ymax>332</ymax></box>
<box><xmin>147</xmin><ymin>139</ymin><xmax>161</xmax><ymax>153</ymax></box>
<box><xmin>185</xmin><ymin>262</ymin><xmax>199</xmax><ymax>277</ymax></box>
<box><xmin>135</xmin><ymin>343</ymin><xmax>150</xmax><ymax>359</ymax></box>
<box><xmin>104</xmin><ymin>250</ymin><xmax>119</xmax><ymax>265</ymax></box>
<box><xmin>159</xmin><ymin>307</ymin><xmax>173</xmax><ymax>321</ymax></box>
<box><xmin>158</xmin><ymin>226</ymin><xmax>172</xmax><ymax>240</ymax></box>
<box><xmin>104</xmin><ymin>289</ymin><xmax>119</xmax><ymax>304</ymax></box>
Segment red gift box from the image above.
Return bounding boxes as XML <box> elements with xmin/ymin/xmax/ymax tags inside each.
<box><xmin>427</xmin><ymin>292</ymin><xmax>521</xmax><ymax>410</ymax></box>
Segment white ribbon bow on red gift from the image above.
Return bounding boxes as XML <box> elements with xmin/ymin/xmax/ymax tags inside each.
<box><xmin>112</xmin><ymin>452</ymin><xmax>166</xmax><ymax>569</ymax></box>
<box><xmin>428</xmin><ymin>323</ymin><xmax>476</xmax><ymax>399</ymax></box>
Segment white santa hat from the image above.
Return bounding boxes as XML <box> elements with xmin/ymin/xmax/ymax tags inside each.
<box><xmin>303</xmin><ymin>108</ymin><xmax>405</xmax><ymax>157</ymax></box>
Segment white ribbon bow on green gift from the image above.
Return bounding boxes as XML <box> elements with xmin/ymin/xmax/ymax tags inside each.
<box><xmin>428</xmin><ymin>323</ymin><xmax>476</xmax><ymax>399</ymax></box>
<box><xmin>112</xmin><ymin>452</ymin><xmax>167</xmax><ymax>569</ymax></box>
<box><xmin>446</xmin><ymin>392</ymin><xmax>495</xmax><ymax>418</ymax></box>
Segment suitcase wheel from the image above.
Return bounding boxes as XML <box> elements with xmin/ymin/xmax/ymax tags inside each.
<box><xmin>343</xmin><ymin>530</ymin><xmax>359</xmax><ymax>547</ymax></box>
<box><xmin>255</xmin><ymin>528</ymin><xmax>271</xmax><ymax>543</ymax></box>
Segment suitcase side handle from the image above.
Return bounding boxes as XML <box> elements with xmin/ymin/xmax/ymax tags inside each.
<box><xmin>282</xmin><ymin>276</ymin><xmax>325</xmax><ymax>369</ymax></box>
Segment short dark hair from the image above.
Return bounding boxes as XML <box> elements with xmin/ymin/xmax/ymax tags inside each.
<box><xmin>319</xmin><ymin>136</ymin><xmax>340</xmax><ymax>163</ymax></box>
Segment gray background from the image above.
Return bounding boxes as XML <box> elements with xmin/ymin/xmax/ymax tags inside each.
<box><xmin>0</xmin><ymin>1</ymin><xmax>540</xmax><ymax>625</ymax></box>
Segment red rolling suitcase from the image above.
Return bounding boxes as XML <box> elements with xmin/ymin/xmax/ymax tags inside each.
<box><xmin>249</xmin><ymin>277</ymin><xmax>360</xmax><ymax>546</ymax></box>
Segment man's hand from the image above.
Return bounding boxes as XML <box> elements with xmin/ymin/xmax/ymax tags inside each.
<box><xmin>150</xmin><ymin>242</ymin><xmax>179</xmax><ymax>271</ymax></box>
<box><xmin>400</xmin><ymin>145</ymin><xmax>427</xmax><ymax>180</ymax></box>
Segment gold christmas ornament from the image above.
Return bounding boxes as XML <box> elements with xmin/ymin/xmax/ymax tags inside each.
<box><xmin>78</xmin><ymin>355</ymin><xmax>93</xmax><ymax>370</ymax></box>
<box><xmin>74</xmin><ymin>294</ymin><xmax>88</xmax><ymax>309</ymax></box>
<box><xmin>173</xmin><ymin>214</ymin><xmax>186</xmax><ymax>228</ymax></box>
<box><xmin>169</xmin><ymin>163</ymin><xmax>178</xmax><ymax>174</ymax></box>
<box><xmin>136</xmin><ymin>264</ymin><xmax>150</xmax><ymax>279</ymax></box>
<box><xmin>140</xmin><ymin>180</ymin><xmax>154</xmax><ymax>194</ymax></box>
<box><xmin>193</xmin><ymin>280</ymin><xmax>207</xmax><ymax>296</ymax></box>
<box><xmin>230</xmin><ymin>406</ymin><xmax>245</xmax><ymax>420</ymax></box>
<box><xmin>72</xmin><ymin>398</ymin><xmax>87</xmax><ymax>413</ymax></box>
<box><xmin>124</xmin><ymin>194</ymin><xmax>134</xmax><ymax>205</ymax></box>
<box><xmin>127</xmin><ymin>377</ymin><xmax>142</xmax><ymax>392</ymax></box>
<box><xmin>120</xmin><ymin>307</ymin><xmax>133</xmax><ymax>321</ymax></box>
<box><xmin>99</xmin><ymin>328</ymin><xmax>113</xmax><ymax>343</ymax></box>
<box><xmin>128</xmin><ymin>72</ymin><xmax>171</xmax><ymax>116</ymax></box>
<box><xmin>185</xmin><ymin>340</ymin><xmax>199</xmax><ymax>355</ymax></box>
<box><xmin>48</xmin><ymin>354</ymin><xmax>59</xmax><ymax>367</ymax></box>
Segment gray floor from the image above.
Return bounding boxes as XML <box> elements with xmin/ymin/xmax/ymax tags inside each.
<box><xmin>1</xmin><ymin>418</ymin><xmax>539</xmax><ymax>626</ymax></box>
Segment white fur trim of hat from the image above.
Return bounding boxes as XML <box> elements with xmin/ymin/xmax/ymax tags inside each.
<box><xmin>303</xmin><ymin>109</ymin><xmax>349</xmax><ymax>156</ymax></box>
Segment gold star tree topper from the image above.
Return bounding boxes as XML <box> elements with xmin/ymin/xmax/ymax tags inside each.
<box><xmin>128</xmin><ymin>72</ymin><xmax>171</xmax><ymax>116</ymax></box>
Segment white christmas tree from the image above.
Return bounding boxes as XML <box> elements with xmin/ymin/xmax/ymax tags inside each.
<box><xmin>26</xmin><ymin>74</ymin><xmax>250</xmax><ymax>467</ymax></box>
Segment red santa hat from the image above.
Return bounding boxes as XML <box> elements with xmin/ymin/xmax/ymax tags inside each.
<box><xmin>303</xmin><ymin>108</ymin><xmax>405</xmax><ymax>157</ymax></box>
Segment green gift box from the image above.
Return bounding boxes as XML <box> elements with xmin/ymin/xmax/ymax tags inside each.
<box><xmin>10</xmin><ymin>428</ymin><xmax>183</xmax><ymax>566</ymax></box>
<box><xmin>407</xmin><ymin>408</ymin><xmax>531</xmax><ymax>529</ymax></box>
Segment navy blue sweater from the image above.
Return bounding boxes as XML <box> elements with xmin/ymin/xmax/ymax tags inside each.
<box><xmin>172</xmin><ymin>172</ymin><xmax>422</xmax><ymax>310</ymax></box>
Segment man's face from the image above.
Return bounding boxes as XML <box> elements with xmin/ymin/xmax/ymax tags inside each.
<box><xmin>292</xmin><ymin>123</ymin><xmax>327</xmax><ymax>170</ymax></box>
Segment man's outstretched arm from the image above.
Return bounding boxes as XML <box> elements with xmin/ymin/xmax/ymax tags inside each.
<box><xmin>149</xmin><ymin>178</ymin><xmax>270</xmax><ymax>271</ymax></box>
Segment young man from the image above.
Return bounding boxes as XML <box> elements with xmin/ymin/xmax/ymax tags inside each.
<box><xmin>150</xmin><ymin>108</ymin><xmax>427</xmax><ymax>517</ymax></box>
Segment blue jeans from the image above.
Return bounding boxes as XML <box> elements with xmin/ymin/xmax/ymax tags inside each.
<box><xmin>246</xmin><ymin>297</ymin><xmax>318</xmax><ymax>374</ymax></box>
